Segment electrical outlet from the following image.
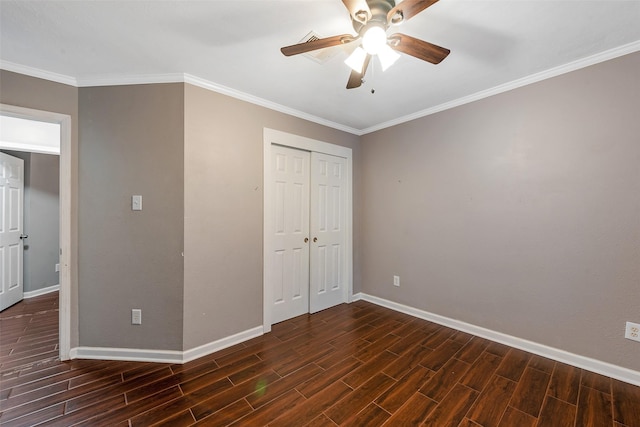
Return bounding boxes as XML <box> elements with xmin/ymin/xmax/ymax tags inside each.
<box><xmin>393</xmin><ymin>275</ymin><xmax>400</xmax><ymax>287</ymax></box>
<box><xmin>625</xmin><ymin>322</ymin><xmax>640</xmax><ymax>342</ymax></box>
<box><xmin>132</xmin><ymin>309</ymin><xmax>142</xmax><ymax>325</ymax></box>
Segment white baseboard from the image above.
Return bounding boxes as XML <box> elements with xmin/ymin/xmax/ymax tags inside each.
<box><xmin>71</xmin><ymin>346</ymin><xmax>183</xmax><ymax>364</ymax></box>
<box><xmin>70</xmin><ymin>294</ymin><xmax>640</xmax><ymax>386</ymax></box>
<box><xmin>24</xmin><ymin>284</ymin><xmax>60</xmax><ymax>299</ymax></box>
<box><xmin>71</xmin><ymin>325</ymin><xmax>264</xmax><ymax>364</ymax></box>
<box><xmin>353</xmin><ymin>292</ymin><xmax>640</xmax><ymax>387</ymax></box>
<box><xmin>182</xmin><ymin>326</ymin><xmax>263</xmax><ymax>363</ymax></box>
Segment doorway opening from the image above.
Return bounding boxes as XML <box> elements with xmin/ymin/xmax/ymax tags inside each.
<box><xmin>0</xmin><ymin>104</ymin><xmax>72</xmax><ymax>360</ymax></box>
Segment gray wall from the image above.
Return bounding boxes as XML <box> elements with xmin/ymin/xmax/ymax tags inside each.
<box><xmin>360</xmin><ymin>51</ymin><xmax>640</xmax><ymax>372</ymax></box>
<box><xmin>76</xmin><ymin>82</ymin><xmax>359</xmax><ymax>352</ymax></box>
<box><xmin>0</xmin><ymin>70</ymin><xmax>79</xmax><ymax>348</ymax></box>
<box><xmin>2</xmin><ymin>50</ymin><xmax>637</xmax><ymax>374</ymax></box>
<box><xmin>78</xmin><ymin>84</ymin><xmax>185</xmax><ymax>350</ymax></box>
<box><xmin>0</xmin><ymin>150</ymin><xmax>60</xmax><ymax>293</ymax></box>
<box><xmin>1</xmin><ymin>72</ymin><xmax>360</xmax><ymax>353</ymax></box>
<box><xmin>183</xmin><ymin>84</ymin><xmax>361</xmax><ymax>349</ymax></box>
<box><xmin>27</xmin><ymin>153</ymin><xmax>60</xmax><ymax>292</ymax></box>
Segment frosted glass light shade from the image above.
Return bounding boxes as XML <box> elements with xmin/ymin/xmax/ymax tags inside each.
<box><xmin>345</xmin><ymin>47</ymin><xmax>367</xmax><ymax>73</ymax></box>
<box><xmin>378</xmin><ymin>43</ymin><xmax>400</xmax><ymax>71</ymax></box>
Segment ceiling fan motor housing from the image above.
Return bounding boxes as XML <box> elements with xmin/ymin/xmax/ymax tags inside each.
<box><xmin>352</xmin><ymin>0</ymin><xmax>396</xmax><ymax>33</ymax></box>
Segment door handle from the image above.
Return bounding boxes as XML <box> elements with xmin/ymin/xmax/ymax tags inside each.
<box><xmin>313</xmin><ymin>237</ymin><xmax>318</xmax><ymax>243</ymax></box>
<box><xmin>304</xmin><ymin>237</ymin><xmax>309</xmax><ymax>243</ymax></box>
<box><xmin>20</xmin><ymin>234</ymin><xmax>28</xmax><ymax>240</ymax></box>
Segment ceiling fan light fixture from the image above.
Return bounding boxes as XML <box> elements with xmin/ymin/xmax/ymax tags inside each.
<box><xmin>281</xmin><ymin>0</ymin><xmax>449</xmax><ymax>89</ymax></box>
<box><xmin>344</xmin><ymin>46</ymin><xmax>367</xmax><ymax>73</ymax></box>
<box><xmin>361</xmin><ymin>25</ymin><xmax>387</xmax><ymax>55</ymax></box>
<box><xmin>377</xmin><ymin>43</ymin><xmax>400</xmax><ymax>71</ymax></box>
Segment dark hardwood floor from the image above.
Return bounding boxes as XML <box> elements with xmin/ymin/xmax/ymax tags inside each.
<box><xmin>1</xmin><ymin>292</ymin><xmax>639</xmax><ymax>426</ymax></box>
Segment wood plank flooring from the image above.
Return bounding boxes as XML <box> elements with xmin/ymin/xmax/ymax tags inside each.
<box><xmin>1</xmin><ymin>292</ymin><xmax>639</xmax><ymax>426</ymax></box>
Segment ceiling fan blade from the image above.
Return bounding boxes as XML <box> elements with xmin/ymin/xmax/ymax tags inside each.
<box><xmin>281</xmin><ymin>34</ymin><xmax>357</xmax><ymax>56</ymax></box>
<box><xmin>389</xmin><ymin>33</ymin><xmax>450</xmax><ymax>64</ymax></box>
<box><xmin>388</xmin><ymin>0</ymin><xmax>439</xmax><ymax>24</ymax></box>
<box><xmin>346</xmin><ymin>54</ymin><xmax>371</xmax><ymax>89</ymax></box>
<box><xmin>342</xmin><ymin>0</ymin><xmax>372</xmax><ymax>23</ymax></box>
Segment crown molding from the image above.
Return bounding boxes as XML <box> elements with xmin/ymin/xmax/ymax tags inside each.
<box><xmin>0</xmin><ymin>61</ymin><xmax>360</xmax><ymax>135</ymax></box>
<box><xmin>4</xmin><ymin>39</ymin><xmax>640</xmax><ymax>136</ymax></box>
<box><xmin>0</xmin><ymin>61</ymin><xmax>78</xmax><ymax>87</ymax></box>
<box><xmin>183</xmin><ymin>74</ymin><xmax>361</xmax><ymax>135</ymax></box>
<box><xmin>360</xmin><ymin>39</ymin><xmax>640</xmax><ymax>135</ymax></box>
<box><xmin>76</xmin><ymin>73</ymin><xmax>185</xmax><ymax>87</ymax></box>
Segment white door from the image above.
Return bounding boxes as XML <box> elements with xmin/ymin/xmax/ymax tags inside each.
<box><xmin>269</xmin><ymin>145</ymin><xmax>311</xmax><ymax>324</ymax></box>
<box><xmin>0</xmin><ymin>153</ymin><xmax>24</xmax><ymax>311</ymax></box>
<box><xmin>267</xmin><ymin>145</ymin><xmax>348</xmax><ymax>323</ymax></box>
<box><xmin>309</xmin><ymin>152</ymin><xmax>347</xmax><ymax>313</ymax></box>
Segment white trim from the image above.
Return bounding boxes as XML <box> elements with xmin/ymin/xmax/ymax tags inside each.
<box><xmin>0</xmin><ymin>115</ymin><xmax>61</xmax><ymax>154</ymax></box>
<box><xmin>58</xmin><ymin>287</ymin><xmax>640</xmax><ymax>385</ymax></box>
<box><xmin>0</xmin><ymin>104</ymin><xmax>73</xmax><ymax>362</ymax></box>
<box><xmin>72</xmin><ymin>346</ymin><xmax>184</xmax><ymax>364</ymax></box>
<box><xmin>355</xmin><ymin>293</ymin><xmax>640</xmax><ymax>387</ymax></box>
<box><xmin>263</xmin><ymin>135</ymin><xmax>274</xmax><ymax>335</ymax></box>
<box><xmin>24</xmin><ymin>284</ymin><xmax>60</xmax><ymax>299</ymax></box>
<box><xmin>263</xmin><ymin>128</ymin><xmax>353</xmax><ymax>333</ymax></box>
<box><xmin>77</xmin><ymin>73</ymin><xmax>360</xmax><ymax>135</ymax></box>
<box><xmin>182</xmin><ymin>326</ymin><xmax>263</xmax><ymax>363</ymax></box>
<box><xmin>360</xmin><ymin>40</ymin><xmax>640</xmax><ymax>135</ymax></box>
<box><xmin>0</xmin><ymin>143</ymin><xmax>60</xmax><ymax>156</ymax></box>
<box><xmin>0</xmin><ymin>61</ymin><xmax>78</xmax><ymax>87</ymax></box>
<box><xmin>184</xmin><ymin>75</ymin><xmax>360</xmax><ymax>136</ymax></box>
<box><xmin>264</xmin><ymin>128</ymin><xmax>353</xmax><ymax>158</ymax></box>
<box><xmin>58</xmin><ymin>114</ymin><xmax>72</xmax><ymax>362</ymax></box>
<box><xmin>4</xmin><ymin>40</ymin><xmax>639</xmax><ymax>136</ymax></box>
<box><xmin>344</xmin><ymin>157</ymin><xmax>354</xmax><ymax>305</ymax></box>
<box><xmin>77</xmin><ymin>73</ymin><xmax>185</xmax><ymax>87</ymax></box>
<box><xmin>0</xmin><ymin>62</ymin><xmax>359</xmax><ymax>135</ymax></box>
<box><xmin>71</xmin><ymin>325</ymin><xmax>263</xmax><ymax>364</ymax></box>
<box><xmin>351</xmin><ymin>292</ymin><xmax>364</xmax><ymax>302</ymax></box>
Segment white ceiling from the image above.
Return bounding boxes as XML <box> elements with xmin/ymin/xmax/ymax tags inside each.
<box><xmin>1</xmin><ymin>0</ymin><xmax>639</xmax><ymax>134</ymax></box>
<box><xmin>0</xmin><ymin>115</ymin><xmax>61</xmax><ymax>154</ymax></box>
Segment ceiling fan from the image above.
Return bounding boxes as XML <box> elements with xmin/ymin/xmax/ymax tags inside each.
<box><xmin>280</xmin><ymin>0</ymin><xmax>450</xmax><ymax>89</ymax></box>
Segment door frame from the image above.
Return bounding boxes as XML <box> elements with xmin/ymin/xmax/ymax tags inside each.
<box><xmin>0</xmin><ymin>103</ymin><xmax>72</xmax><ymax>360</ymax></box>
<box><xmin>263</xmin><ymin>128</ymin><xmax>353</xmax><ymax>333</ymax></box>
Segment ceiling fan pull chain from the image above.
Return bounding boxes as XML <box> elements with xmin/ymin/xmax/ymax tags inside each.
<box><xmin>369</xmin><ymin>56</ymin><xmax>376</xmax><ymax>87</ymax></box>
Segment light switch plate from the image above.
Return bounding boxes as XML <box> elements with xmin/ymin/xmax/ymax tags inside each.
<box><xmin>132</xmin><ymin>309</ymin><xmax>142</xmax><ymax>325</ymax></box>
<box><xmin>132</xmin><ymin>195</ymin><xmax>142</xmax><ymax>211</ymax></box>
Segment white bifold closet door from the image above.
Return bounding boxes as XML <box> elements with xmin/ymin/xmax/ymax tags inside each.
<box><xmin>269</xmin><ymin>145</ymin><xmax>347</xmax><ymax>324</ymax></box>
